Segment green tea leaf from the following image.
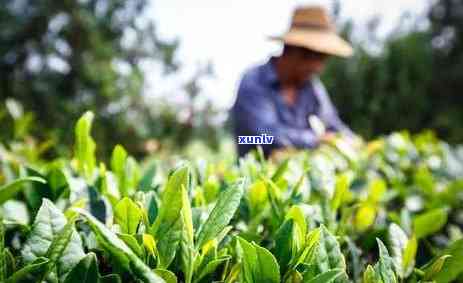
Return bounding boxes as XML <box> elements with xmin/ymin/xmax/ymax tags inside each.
<box><xmin>196</xmin><ymin>180</ymin><xmax>244</xmax><ymax>249</ymax></box>
<box><xmin>194</xmin><ymin>256</ymin><xmax>230</xmax><ymax>283</ymax></box>
<box><xmin>413</xmin><ymin>208</ymin><xmax>448</xmax><ymax>239</ymax></box>
<box><xmin>423</xmin><ymin>255</ymin><xmax>452</xmax><ymax>281</ymax></box>
<box><xmin>154</xmin><ymin>269</ymin><xmax>177</xmax><ymax>283</ymax></box>
<box><xmin>286</xmin><ymin>205</ymin><xmax>307</xmax><ymax>245</ymax></box>
<box><xmin>274</xmin><ymin>219</ymin><xmax>297</xmax><ymax>275</ymax></box>
<box><xmin>180</xmin><ymin>185</ymin><xmax>195</xmax><ymax>283</ymax></box>
<box><xmin>139</xmin><ymin>162</ymin><xmax>157</xmax><ymax>191</ymax></box>
<box><xmin>374</xmin><ymin>239</ymin><xmax>397</xmax><ymax>283</ymax></box>
<box><xmin>331</xmin><ymin>173</ymin><xmax>351</xmax><ymax>212</ymax></box>
<box><xmin>237</xmin><ymin>237</ymin><xmax>280</xmax><ymax>283</ymax></box>
<box><xmin>425</xmin><ymin>239</ymin><xmax>463</xmax><ymax>283</ymax></box>
<box><xmin>272</xmin><ymin>159</ymin><xmax>289</xmax><ymax>183</ymax></box>
<box><xmin>22</xmin><ymin>199</ymin><xmax>85</xmax><ymax>281</ymax></box>
<box><xmin>114</xmin><ymin>197</ymin><xmax>142</xmax><ymax>234</ymax></box>
<box><xmin>111</xmin><ymin>145</ymin><xmax>128</xmax><ymax>196</ymax></box>
<box><xmin>304</xmin><ymin>268</ymin><xmax>344</xmax><ymax>283</ymax></box>
<box><xmin>77</xmin><ymin>209</ymin><xmax>165</xmax><ymax>283</ymax></box>
<box><xmin>64</xmin><ymin>253</ymin><xmax>100</xmax><ymax>283</ymax></box>
<box><xmin>0</xmin><ymin>176</ymin><xmax>46</xmax><ymax>205</ymax></box>
<box><xmin>362</xmin><ymin>265</ymin><xmax>380</xmax><ymax>283</ymax></box>
<box><xmin>402</xmin><ymin>235</ymin><xmax>417</xmax><ymax>278</ymax></box>
<box><xmin>40</xmin><ymin>217</ymin><xmax>79</xmax><ymax>281</ymax></box>
<box><xmin>75</xmin><ymin>111</ymin><xmax>96</xmax><ymax>181</ymax></box>
<box><xmin>315</xmin><ymin>226</ymin><xmax>346</xmax><ymax>274</ymax></box>
<box><xmin>152</xmin><ymin>165</ymin><xmax>190</xmax><ymax>236</ymax></box>
<box><xmin>354</xmin><ymin>204</ymin><xmax>376</xmax><ymax>232</ymax></box>
<box><xmin>64</xmin><ymin>252</ymin><xmax>122</xmax><ymax>283</ymax></box>
<box><xmin>388</xmin><ymin>223</ymin><xmax>408</xmax><ymax>277</ymax></box>
<box><xmin>254</xmin><ymin>243</ymin><xmax>281</xmax><ymax>283</ymax></box>
<box><xmin>5</xmin><ymin>257</ymin><xmax>49</xmax><ymax>283</ymax></box>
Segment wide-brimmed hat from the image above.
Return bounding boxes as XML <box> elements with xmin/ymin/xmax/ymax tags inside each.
<box><xmin>270</xmin><ymin>6</ymin><xmax>353</xmax><ymax>57</ymax></box>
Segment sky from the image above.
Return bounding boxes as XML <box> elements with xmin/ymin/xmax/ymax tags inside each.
<box><xmin>145</xmin><ymin>0</ymin><xmax>433</xmax><ymax>109</ymax></box>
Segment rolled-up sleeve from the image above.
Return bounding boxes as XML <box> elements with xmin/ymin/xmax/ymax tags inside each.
<box><xmin>232</xmin><ymin>76</ymin><xmax>320</xmax><ymax>153</ymax></box>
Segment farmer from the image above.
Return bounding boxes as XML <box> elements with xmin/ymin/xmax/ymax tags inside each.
<box><xmin>232</xmin><ymin>6</ymin><xmax>354</xmax><ymax>157</ymax></box>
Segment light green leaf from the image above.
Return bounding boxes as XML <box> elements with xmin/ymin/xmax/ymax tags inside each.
<box><xmin>285</xmin><ymin>269</ymin><xmax>303</xmax><ymax>283</ymax></box>
<box><xmin>119</xmin><ymin>234</ymin><xmax>144</xmax><ymax>258</ymax></box>
<box><xmin>286</xmin><ymin>205</ymin><xmax>307</xmax><ymax>246</ymax></box>
<box><xmin>180</xmin><ymin>185</ymin><xmax>195</xmax><ymax>283</ymax></box>
<box><xmin>362</xmin><ymin>265</ymin><xmax>381</xmax><ymax>283</ymax></box>
<box><xmin>196</xmin><ymin>180</ymin><xmax>244</xmax><ymax>249</ymax></box>
<box><xmin>114</xmin><ymin>197</ymin><xmax>142</xmax><ymax>234</ymax></box>
<box><xmin>254</xmin><ymin>243</ymin><xmax>281</xmax><ymax>283</ymax></box>
<box><xmin>271</xmin><ymin>159</ymin><xmax>290</xmax><ymax>183</ymax></box>
<box><xmin>111</xmin><ymin>145</ymin><xmax>129</xmax><ymax>196</ymax></box>
<box><xmin>423</xmin><ymin>255</ymin><xmax>451</xmax><ymax>281</ymax></box>
<box><xmin>0</xmin><ymin>176</ymin><xmax>46</xmax><ymax>205</ymax></box>
<box><xmin>152</xmin><ymin>165</ymin><xmax>190</xmax><ymax>236</ymax></box>
<box><xmin>22</xmin><ymin>199</ymin><xmax>85</xmax><ymax>281</ymax></box>
<box><xmin>238</xmin><ymin>236</ymin><xmax>280</xmax><ymax>283</ymax></box>
<box><xmin>75</xmin><ymin>111</ymin><xmax>96</xmax><ymax>181</ymax></box>
<box><xmin>331</xmin><ymin>173</ymin><xmax>351</xmax><ymax>212</ymax></box>
<box><xmin>354</xmin><ymin>204</ymin><xmax>376</xmax><ymax>232</ymax></box>
<box><xmin>402</xmin><ymin>235</ymin><xmax>417</xmax><ymax>277</ymax></box>
<box><xmin>304</xmin><ymin>268</ymin><xmax>344</xmax><ymax>283</ymax></box>
<box><xmin>425</xmin><ymin>239</ymin><xmax>463</xmax><ymax>283</ymax></box>
<box><xmin>154</xmin><ymin>269</ymin><xmax>177</xmax><ymax>283</ymax></box>
<box><xmin>413</xmin><ymin>208</ymin><xmax>448</xmax><ymax>239</ymax></box>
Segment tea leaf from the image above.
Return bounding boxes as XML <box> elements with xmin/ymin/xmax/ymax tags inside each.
<box><xmin>22</xmin><ymin>199</ymin><xmax>85</xmax><ymax>281</ymax></box>
<box><xmin>114</xmin><ymin>197</ymin><xmax>142</xmax><ymax>234</ymax></box>
<box><xmin>77</xmin><ymin>209</ymin><xmax>165</xmax><ymax>283</ymax></box>
<box><xmin>413</xmin><ymin>208</ymin><xmax>447</xmax><ymax>239</ymax></box>
<box><xmin>0</xmin><ymin>176</ymin><xmax>46</xmax><ymax>205</ymax></box>
<box><xmin>196</xmin><ymin>180</ymin><xmax>244</xmax><ymax>249</ymax></box>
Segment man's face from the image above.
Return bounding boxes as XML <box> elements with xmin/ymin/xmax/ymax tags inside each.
<box><xmin>288</xmin><ymin>47</ymin><xmax>329</xmax><ymax>82</ymax></box>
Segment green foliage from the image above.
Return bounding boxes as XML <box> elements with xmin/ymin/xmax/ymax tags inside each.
<box><xmin>0</xmin><ymin>112</ymin><xmax>462</xmax><ymax>282</ymax></box>
<box><xmin>413</xmin><ymin>208</ymin><xmax>448</xmax><ymax>239</ymax></box>
<box><xmin>0</xmin><ymin>176</ymin><xmax>46</xmax><ymax>205</ymax></box>
<box><xmin>324</xmin><ymin>0</ymin><xmax>463</xmax><ymax>143</ymax></box>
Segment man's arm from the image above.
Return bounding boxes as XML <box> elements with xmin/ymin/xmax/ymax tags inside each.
<box><xmin>232</xmin><ymin>78</ymin><xmax>320</xmax><ymax>148</ymax></box>
<box><xmin>312</xmin><ymin>77</ymin><xmax>354</xmax><ymax>135</ymax></box>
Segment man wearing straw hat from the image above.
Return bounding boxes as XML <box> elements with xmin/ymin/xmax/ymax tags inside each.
<box><xmin>232</xmin><ymin>6</ymin><xmax>354</xmax><ymax>157</ymax></box>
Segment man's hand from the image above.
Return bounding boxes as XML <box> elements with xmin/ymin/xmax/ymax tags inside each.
<box><xmin>320</xmin><ymin>132</ymin><xmax>337</xmax><ymax>143</ymax></box>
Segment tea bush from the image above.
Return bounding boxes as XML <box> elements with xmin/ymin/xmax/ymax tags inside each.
<box><xmin>1</xmin><ymin>111</ymin><xmax>463</xmax><ymax>283</ymax></box>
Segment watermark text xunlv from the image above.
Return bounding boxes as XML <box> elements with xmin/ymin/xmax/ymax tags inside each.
<box><xmin>238</xmin><ymin>134</ymin><xmax>274</xmax><ymax>144</ymax></box>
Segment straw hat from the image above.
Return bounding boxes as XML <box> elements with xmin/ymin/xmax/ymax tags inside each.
<box><xmin>270</xmin><ymin>6</ymin><xmax>353</xmax><ymax>57</ymax></box>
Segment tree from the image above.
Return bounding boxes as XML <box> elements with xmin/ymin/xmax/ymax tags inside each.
<box><xmin>0</xmin><ymin>0</ymin><xmax>179</xmax><ymax>156</ymax></box>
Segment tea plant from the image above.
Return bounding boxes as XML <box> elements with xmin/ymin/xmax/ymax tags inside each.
<box><xmin>0</xmin><ymin>111</ymin><xmax>463</xmax><ymax>283</ymax></box>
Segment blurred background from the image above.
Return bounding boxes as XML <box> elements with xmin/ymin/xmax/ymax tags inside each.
<box><xmin>1</xmin><ymin>0</ymin><xmax>462</xmax><ymax>160</ymax></box>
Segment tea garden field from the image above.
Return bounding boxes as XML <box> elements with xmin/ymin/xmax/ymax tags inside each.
<box><xmin>1</xmin><ymin>111</ymin><xmax>463</xmax><ymax>283</ymax></box>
